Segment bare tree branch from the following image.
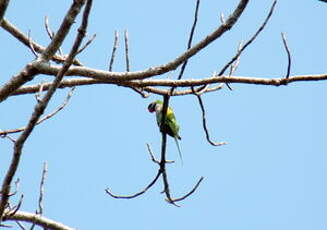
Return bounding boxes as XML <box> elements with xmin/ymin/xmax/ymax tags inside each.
<box><xmin>103</xmin><ymin>0</ymin><xmax>251</xmax><ymax>206</ymax></box>
<box><xmin>36</xmin><ymin>0</ymin><xmax>249</xmax><ymax>82</ymax></box>
<box><xmin>228</xmin><ymin>42</ymin><xmax>242</xmax><ymax>77</ymax></box>
<box><xmin>170</xmin><ymin>0</ymin><xmax>200</xmax><ymax>96</ymax></box>
<box><xmin>124</xmin><ymin>30</ymin><xmax>130</xmax><ymax>72</ymax></box>
<box><xmin>0</xmin><ymin>0</ymin><xmax>249</xmax><ymax>104</ymax></box>
<box><xmin>37</xmin><ymin>162</ymin><xmax>48</xmax><ymax>215</ymax></box>
<box><xmin>146</xmin><ymin>143</ymin><xmax>174</xmax><ymax>164</ymax></box>
<box><xmin>4</xmin><ymin>211</ymin><xmax>75</xmax><ymax>230</ymax></box>
<box><xmin>281</xmin><ymin>32</ymin><xmax>292</xmax><ymax>80</ymax></box>
<box><xmin>225</xmin><ymin>41</ymin><xmax>243</xmax><ymax>90</ymax></box>
<box><xmin>108</xmin><ymin>30</ymin><xmax>119</xmax><ymax>71</ymax></box>
<box><xmin>159</xmin><ymin>97</ymin><xmax>178</xmax><ymax>206</ymax></box>
<box><xmin>15</xmin><ymin>220</ymin><xmax>27</xmax><ymax>230</ymax></box>
<box><xmin>45</xmin><ymin>16</ymin><xmax>64</xmax><ymax>56</ymax></box>
<box><xmin>10</xmin><ymin>77</ymin><xmax>224</xmax><ymax>97</ymax></box>
<box><xmin>177</xmin><ymin>0</ymin><xmax>200</xmax><ymax>79</ymax></box>
<box><xmin>218</xmin><ymin>0</ymin><xmax>277</xmax><ymax>76</ymax></box>
<box><xmin>0</xmin><ymin>0</ymin><xmax>91</xmax><ymax>221</ymax></box>
<box><xmin>40</xmin><ymin>0</ymin><xmax>87</xmax><ymax>61</ymax></box>
<box><xmin>0</xmin><ymin>0</ymin><xmax>10</xmax><ymax>24</ymax></box>
<box><xmin>0</xmin><ymin>62</ymin><xmax>39</xmax><ymax>103</ymax></box>
<box><xmin>27</xmin><ymin>30</ymin><xmax>38</xmax><ymax>58</ymax></box>
<box><xmin>147</xmin><ymin>143</ymin><xmax>161</xmax><ymax>164</ymax></box>
<box><xmin>9</xmin><ymin>70</ymin><xmax>327</xmax><ymax>100</ymax></box>
<box><xmin>34</xmin><ymin>81</ymin><xmax>46</xmax><ymax>103</ymax></box>
<box><xmin>122</xmin><ymin>30</ymin><xmax>148</xmax><ymax>97</ymax></box>
<box><xmin>0</xmin><ymin>87</ymin><xmax>75</xmax><ymax>135</ymax></box>
<box><xmin>170</xmin><ymin>177</ymin><xmax>204</xmax><ymax>203</ymax></box>
<box><xmin>105</xmin><ymin>170</ymin><xmax>161</xmax><ymax>199</ymax></box>
<box><xmin>76</xmin><ymin>33</ymin><xmax>96</xmax><ymax>55</ymax></box>
<box><xmin>0</xmin><ymin>19</ymin><xmax>82</xmax><ymax>66</ymax></box>
<box><xmin>7</xmin><ymin>194</ymin><xmax>23</xmax><ymax>217</ymax></box>
<box><xmin>160</xmin><ymin>0</ymin><xmax>203</xmax><ymax>205</ymax></box>
<box><xmin>0</xmin><ymin>0</ymin><xmax>248</xmax><ymax>104</ymax></box>
<box><xmin>0</xmin><ymin>134</ymin><xmax>16</xmax><ymax>143</ymax></box>
<box><xmin>0</xmin><ymin>0</ymin><xmax>86</xmax><ymax>103</ymax></box>
<box><xmin>29</xmin><ymin>162</ymin><xmax>48</xmax><ymax>230</ymax></box>
<box><xmin>192</xmin><ymin>87</ymin><xmax>226</xmax><ymax>146</ymax></box>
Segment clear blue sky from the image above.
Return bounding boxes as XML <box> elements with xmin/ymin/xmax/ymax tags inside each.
<box><xmin>1</xmin><ymin>0</ymin><xmax>327</xmax><ymax>229</ymax></box>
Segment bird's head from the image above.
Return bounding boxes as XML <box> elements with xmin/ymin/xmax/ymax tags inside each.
<box><xmin>148</xmin><ymin>100</ymin><xmax>163</xmax><ymax>113</ymax></box>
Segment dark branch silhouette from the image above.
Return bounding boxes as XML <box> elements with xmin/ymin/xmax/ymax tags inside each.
<box><xmin>281</xmin><ymin>32</ymin><xmax>292</xmax><ymax>80</ymax></box>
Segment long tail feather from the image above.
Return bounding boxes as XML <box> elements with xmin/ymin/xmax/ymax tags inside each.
<box><xmin>174</xmin><ymin>136</ymin><xmax>183</xmax><ymax>165</ymax></box>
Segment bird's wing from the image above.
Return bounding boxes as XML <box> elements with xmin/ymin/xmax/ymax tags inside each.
<box><xmin>166</xmin><ymin>107</ymin><xmax>180</xmax><ymax>137</ymax></box>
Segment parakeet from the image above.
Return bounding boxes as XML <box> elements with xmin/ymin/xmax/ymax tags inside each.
<box><xmin>148</xmin><ymin>100</ymin><xmax>183</xmax><ymax>163</ymax></box>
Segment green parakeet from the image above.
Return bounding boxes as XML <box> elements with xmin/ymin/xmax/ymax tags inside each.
<box><xmin>148</xmin><ymin>100</ymin><xmax>183</xmax><ymax>163</ymax></box>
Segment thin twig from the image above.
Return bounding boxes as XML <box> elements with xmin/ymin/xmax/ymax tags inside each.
<box><xmin>123</xmin><ymin>30</ymin><xmax>148</xmax><ymax>97</ymax></box>
<box><xmin>108</xmin><ymin>30</ymin><xmax>119</xmax><ymax>71</ymax></box>
<box><xmin>218</xmin><ymin>0</ymin><xmax>277</xmax><ymax>76</ymax></box>
<box><xmin>0</xmin><ymin>87</ymin><xmax>75</xmax><ymax>136</ymax></box>
<box><xmin>37</xmin><ymin>162</ymin><xmax>47</xmax><ymax>215</ymax></box>
<box><xmin>76</xmin><ymin>33</ymin><xmax>96</xmax><ymax>55</ymax></box>
<box><xmin>44</xmin><ymin>16</ymin><xmax>54</xmax><ymax>39</ymax></box>
<box><xmin>29</xmin><ymin>220</ymin><xmax>36</xmax><ymax>230</ymax></box>
<box><xmin>8</xmin><ymin>178</ymin><xmax>20</xmax><ymax>197</ymax></box>
<box><xmin>225</xmin><ymin>41</ymin><xmax>243</xmax><ymax>90</ymax></box>
<box><xmin>27</xmin><ymin>30</ymin><xmax>38</xmax><ymax>58</ymax></box>
<box><xmin>191</xmin><ymin>84</ymin><xmax>208</xmax><ymax>95</ymax></box>
<box><xmin>0</xmin><ymin>134</ymin><xmax>16</xmax><ymax>143</ymax></box>
<box><xmin>0</xmin><ymin>19</ymin><xmax>82</xmax><ymax>66</ymax></box>
<box><xmin>170</xmin><ymin>0</ymin><xmax>200</xmax><ymax>96</ymax></box>
<box><xmin>228</xmin><ymin>41</ymin><xmax>242</xmax><ymax>77</ymax></box>
<box><xmin>105</xmin><ymin>170</ymin><xmax>161</xmax><ymax>199</ymax></box>
<box><xmin>192</xmin><ymin>87</ymin><xmax>227</xmax><ymax>146</ymax></box>
<box><xmin>147</xmin><ymin>143</ymin><xmax>160</xmax><ymax>164</ymax></box>
<box><xmin>160</xmin><ymin>134</ymin><xmax>179</xmax><ymax>206</ymax></box>
<box><xmin>40</xmin><ymin>0</ymin><xmax>87</xmax><ymax>61</ymax></box>
<box><xmin>281</xmin><ymin>32</ymin><xmax>291</xmax><ymax>80</ymax></box>
<box><xmin>8</xmin><ymin>194</ymin><xmax>23</xmax><ymax>217</ymax></box>
<box><xmin>0</xmin><ymin>223</ymin><xmax>11</xmax><ymax>228</ymax></box>
<box><xmin>44</xmin><ymin>16</ymin><xmax>64</xmax><ymax>56</ymax></box>
<box><xmin>129</xmin><ymin>87</ymin><xmax>149</xmax><ymax>98</ymax></box>
<box><xmin>178</xmin><ymin>0</ymin><xmax>200</xmax><ymax>79</ymax></box>
<box><xmin>124</xmin><ymin>30</ymin><xmax>130</xmax><ymax>72</ymax></box>
<box><xmin>34</xmin><ymin>81</ymin><xmax>45</xmax><ymax>103</ymax></box>
<box><xmin>220</xmin><ymin>12</ymin><xmax>225</xmax><ymax>24</ymax></box>
<box><xmin>146</xmin><ymin>143</ymin><xmax>174</xmax><ymax>164</ymax></box>
<box><xmin>15</xmin><ymin>221</ymin><xmax>27</xmax><ymax>230</ymax></box>
<box><xmin>170</xmin><ymin>177</ymin><xmax>204</xmax><ymax>202</ymax></box>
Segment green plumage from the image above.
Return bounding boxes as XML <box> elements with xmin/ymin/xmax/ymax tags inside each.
<box><xmin>156</xmin><ymin>106</ymin><xmax>181</xmax><ymax>140</ymax></box>
<box><xmin>148</xmin><ymin>100</ymin><xmax>183</xmax><ymax>163</ymax></box>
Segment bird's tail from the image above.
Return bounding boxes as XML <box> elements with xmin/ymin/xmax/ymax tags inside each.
<box><xmin>174</xmin><ymin>136</ymin><xmax>183</xmax><ymax>165</ymax></box>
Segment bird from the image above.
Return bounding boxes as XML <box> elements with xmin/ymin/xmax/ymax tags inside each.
<box><xmin>148</xmin><ymin>100</ymin><xmax>183</xmax><ymax>163</ymax></box>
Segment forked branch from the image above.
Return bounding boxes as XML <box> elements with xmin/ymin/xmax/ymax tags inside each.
<box><xmin>0</xmin><ymin>0</ymin><xmax>92</xmax><ymax>222</ymax></box>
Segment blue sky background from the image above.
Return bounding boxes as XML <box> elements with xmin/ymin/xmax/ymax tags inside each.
<box><xmin>1</xmin><ymin>0</ymin><xmax>327</xmax><ymax>229</ymax></box>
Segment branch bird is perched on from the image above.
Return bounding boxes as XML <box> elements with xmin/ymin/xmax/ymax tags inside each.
<box><xmin>148</xmin><ymin>100</ymin><xmax>183</xmax><ymax>163</ymax></box>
